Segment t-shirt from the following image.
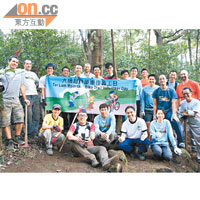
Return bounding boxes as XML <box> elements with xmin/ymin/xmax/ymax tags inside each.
<box><xmin>176</xmin><ymin>80</ymin><xmax>200</xmax><ymax>102</ymax></box>
<box><xmin>150</xmin><ymin>119</ymin><xmax>176</xmax><ymax>148</ymax></box>
<box><xmin>121</xmin><ymin>117</ymin><xmax>147</xmax><ymax>139</ymax></box>
<box><xmin>94</xmin><ymin>113</ymin><xmax>116</xmax><ymax>136</ymax></box>
<box><xmin>39</xmin><ymin>75</ymin><xmax>46</xmax><ymax>89</ymax></box>
<box><xmin>0</xmin><ymin>68</ymin><xmax>25</xmax><ymax>102</ymax></box>
<box><xmin>39</xmin><ymin>114</ymin><xmax>63</xmax><ymax>134</ymax></box>
<box><xmin>141</xmin><ymin>79</ymin><xmax>149</xmax><ymax>88</ymax></box>
<box><xmin>128</xmin><ymin>77</ymin><xmax>142</xmax><ymax>101</ymax></box>
<box><xmin>21</xmin><ymin>70</ymin><xmax>39</xmax><ymax>95</ymax></box>
<box><xmin>69</xmin><ymin>122</ymin><xmax>95</xmax><ymax>138</ymax></box>
<box><xmin>179</xmin><ymin>98</ymin><xmax>200</xmax><ymax>125</ymax></box>
<box><xmin>104</xmin><ymin>74</ymin><xmax>116</xmax><ymax>79</ymax></box>
<box><xmin>141</xmin><ymin>85</ymin><xmax>159</xmax><ymax>112</ymax></box>
<box><xmin>81</xmin><ymin>72</ymin><xmax>95</xmax><ymax>78</ymax></box>
<box><xmin>152</xmin><ymin>87</ymin><xmax>177</xmax><ymax>113</ymax></box>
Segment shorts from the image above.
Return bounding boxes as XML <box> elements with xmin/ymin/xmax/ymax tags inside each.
<box><xmin>144</xmin><ymin>110</ymin><xmax>153</xmax><ymax>122</ymax></box>
<box><xmin>1</xmin><ymin>101</ymin><xmax>24</xmax><ymax>127</ymax></box>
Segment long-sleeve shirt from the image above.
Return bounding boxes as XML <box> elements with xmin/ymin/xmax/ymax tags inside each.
<box><xmin>141</xmin><ymin>85</ymin><xmax>159</xmax><ymax>112</ymax></box>
<box><xmin>150</xmin><ymin>119</ymin><xmax>176</xmax><ymax>148</ymax></box>
<box><xmin>94</xmin><ymin>113</ymin><xmax>116</xmax><ymax>136</ymax></box>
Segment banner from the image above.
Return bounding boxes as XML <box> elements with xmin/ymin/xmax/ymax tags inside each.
<box><xmin>45</xmin><ymin>76</ymin><xmax>136</xmax><ymax>115</ymax></box>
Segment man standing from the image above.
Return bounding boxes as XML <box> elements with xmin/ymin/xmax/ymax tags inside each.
<box><xmin>104</xmin><ymin>63</ymin><xmax>117</xmax><ymax>79</ymax></box>
<box><xmin>81</xmin><ymin>63</ymin><xmax>95</xmax><ymax>78</ymax></box>
<box><xmin>67</xmin><ymin>109</ymin><xmax>119</xmax><ymax>170</ymax></box>
<box><xmin>140</xmin><ymin>74</ymin><xmax>159</xmax><ymax>137</ymax></box>
<box><xmin>62</xmin><ymin>66</ymin><xmax>70</xmax><ymax>77</ymax></box>
<box><xmin>167</xmin><ymin>70</ymin><xmax>179</xmax><ymax>90</ymax></box>
<box><xmin>93</xmin><ymin>65</ymin><xmax>103</xmax><ymax>79</ymax></box>
<box><xmin>39</xmin><ymin>63</ymin><xmax>55</xmax><ymax>119</ymax></box>
<box><xmin>129</xmin><ymin>67</ymin><xmax>142</xmax><ymax>117</ymax></box>
<box><xmin>39</xmin><ymin>104</ymin><xmax>65</xmax><ymax>155</ymax></box>
<box><xmin>118</xmin><ymin>106</ymin><xmax>150</xmax><ymax>161</ymax></box>
<box><xmin>72</xmin><ymin>65</ymin><xmax>84</xmax><ymax>78</ymax></box>
<box><xmin>0</xmin><ymin>56</ymin><xmax>30</xmax><ymax>149</ymax></box>
<box><xmin>94</xmin><ymin>103</ymin><xmax>118</xmax><ymax>149</ymax></box>
<box><xmin>20</xmin><ymin>59</ymin><xmax>40</xmax><ymax>139</ymax></box>
<box><xmin>141</xmin><ymin>68</ymin><xmax>149</xmax><ymax>88</ymax></box>
<box><xmin>176</xmin><ymin>70</ymin><xmax>200</xmax><ymax>106</ymax></box>
<box><xmin>179</xmin><ymin>87</ymin><xmax>200</xmax><ymax>163</ymax></box>
<box><xmin>120</xmin><ymin>70</ymin><xmax>129</xmax><ymax>80</ymax></box>
<box><xmin>152</xmin><ymin>74</ymin><xmax>185</xmax><ymax>148</ymax></box>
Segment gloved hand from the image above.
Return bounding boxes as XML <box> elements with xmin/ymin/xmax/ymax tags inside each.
<box><xmin>0</xmin><ymin>85</ymin><xmax>5</xmax><ymax>92</ymax></box>
<box><xmin>141</xmin><ymin>132</ymin><xmax>148</xmax><ymax>141</ymax></box>
<box><xmin>174</xmin><ymin>147</ymin><xmax>182</xmax><ymax>155</ymax></box>
<box><xmin>154</xmin><ymin>131</ymin><xmax>162</xmax><ymax>138</ymax></box>
<box><xmin>153</xmin><ymin>115</ymin><xmax>157</xmax><ymax>120</ymax></box>
<box><xmin>51</xmin><ymin>136</ymin><xmax>57</xmax><ymax>144</ymax></box>
<box><xmin>42</xmin><ymin>99</ymin><xmax>47</xmax><ymax>108</ymax></box>
<box><xmin>53</xmin><ymin>125</ymin><xmax>61</xmax><ymax>132</ymax></box>
<box><xmin>171</xmin><ymin>113</ymin><xmax>180</xmax><ymax>122</ymax></box>
<box><xmin>140</xmin><ymin>111</ymin><xmax>145</xmax><ymax>118</ymax></box>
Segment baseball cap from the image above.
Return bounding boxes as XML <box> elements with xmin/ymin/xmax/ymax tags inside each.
<box><xmin>52</xmin><ymin>104</ymin><xmax>61</xmax><ymax>110</ymax></box>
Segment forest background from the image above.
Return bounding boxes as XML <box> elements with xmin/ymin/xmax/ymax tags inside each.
<box><xmin>0</xmin><ymin>29</ymin><xmax>199</xmax><ymax>82</ymax></box>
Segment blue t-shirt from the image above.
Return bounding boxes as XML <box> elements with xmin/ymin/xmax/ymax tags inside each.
<box><xmin>94</xmin><ymin>113</ymin><xmax>116</xmax><ymax>136</ymax></box>
<box><xmin>141</xmin><ymin>85</ymin><xmax>159</xmax><ymax>112</ymax></box>
<box><xmin>152</xmin><ymin>87</ymin><xmax>177</xmax><ymax>113</ymax></box>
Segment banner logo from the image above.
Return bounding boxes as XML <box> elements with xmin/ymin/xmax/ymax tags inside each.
<box><xmin>4</xmin><ymin>3</ymin><xmax>58</xmax><ymax>27</ymax></box>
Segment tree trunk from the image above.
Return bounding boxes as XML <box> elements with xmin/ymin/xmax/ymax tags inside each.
<box><xmin>129</xmin><ymin>30</ymin><xmax>133</xmax><ymax>53</ymax></box>
<box><xmin>187</xmin><ymin>30</ymin><xmax>193</xmax><ymax>66</ymax></box>
<box><xmin>148</xmin><ymin>29</ymin><xmax>151</xmax><ymax>71</ymax></box>
<box><xmin>154</xmin><ymin>29</ymin><xmax>163</xmax><ymax>47</ymax></box>
<box><xmin>111</xmin><ymin>29</ymin><xmax>117</xmax><ymax>78</ymax></box>
<box><xmin>196</xmin><ymin>29</ymin><xmax>199</xmax><ymax>65</ymax></box>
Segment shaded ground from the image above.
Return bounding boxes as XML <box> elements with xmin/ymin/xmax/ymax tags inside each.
<box><xmin>1</xmin><ymin>140</ymin><xmax>200</xmax><ymax>173</ymax></box>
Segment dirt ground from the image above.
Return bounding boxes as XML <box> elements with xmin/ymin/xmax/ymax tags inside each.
<box><xmin>1</xmin><ymin>140</ymin><xmax>200</xmax><ymax>173</ymax></box>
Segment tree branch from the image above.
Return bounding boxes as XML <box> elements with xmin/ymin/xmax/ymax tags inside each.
<box><xmin>164</xmin><ymin>34</ymin><xmax>183</xmax><ymax>44</ymax></box>
<box><xmin>162</xmin><ymin>29</ymin><xmax>183</xmax><ymax>39</ymax></box>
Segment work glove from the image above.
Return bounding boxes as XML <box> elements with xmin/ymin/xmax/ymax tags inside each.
<box><xmin>53</xmin><ymin>125</ymin><xmax>61</xmax><ymax>132</ymax></box>
<box><xmin>0</xmin><ymin>85</ymin><xmax>5</xmax><ymax>92</ymax></box>
<box><xmin>171</xmin><ymin>113</ymin><xmax>180</xmax><ymax>122</ymax></box>
<box><xmin>174</xmin><ymin>147</ymin><xmax>182</xmax><ymax>155</ymax></box>
<box><xmin>140</xmin><ymin>111</ymin><xmax>145</xmax><ymax>118</ymax></box>
<box><xmin>42</xmin><ymin>99</ymin><xmax>47</xmax><ymax>108</ymax></box>
<box><xmin>141</xmin><ymin>132</ymin><xmax>148</xmax><ymax>141</ymax></box>
<box><xmin>153</xmin><ymin>115</ymin><xmax>157</xmax><ymax>120</ymax></box>
<box><xmin>51</xmin><ymin>136</ymin><xmax>57</xmax><ymax>144</ymax></box>
<box><xmin>154</xmin><ymin>131</ymin><xmax>162</xmax><ymax>138</ymax></box>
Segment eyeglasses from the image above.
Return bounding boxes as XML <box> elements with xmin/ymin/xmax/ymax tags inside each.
<box><xmin>183</xmin><ymin>93</ymin><xmax>190</xmax><ymax>96</ymax></box>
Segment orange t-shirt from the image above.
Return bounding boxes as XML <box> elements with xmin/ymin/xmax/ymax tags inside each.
<box><xmin>141</xmin><ymin>79</ymin><xmax>149</xmax><ymax>88</ymax></box>
<box><xmin>176</xmin><ymin>80</ymin><xmax>200</xmax><ymax>103</ymax></box>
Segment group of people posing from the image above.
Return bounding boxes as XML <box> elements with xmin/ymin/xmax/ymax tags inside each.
<box><xmin>0</xmin><ymin>55</ymin><xmax>200</xmax><ymax>171</ymax></box>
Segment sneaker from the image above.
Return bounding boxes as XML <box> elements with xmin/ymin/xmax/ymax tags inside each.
<box><xmin>178</xmin><ymin>143</ymin><xmax>185</xmax><ymax>148</ymax></box>
<box><xmin>46</xmin><ymin>148</ymin><xmax>53</xmax><ymax>156</ymax></box>
<box><xmin>129</xmin><ymin>152</ymin><xmax>136</xmax><ymax>159</ymax></box>
<box><xmin>6</xmin><ymin>139</ymin><xmax>14</xmax><ymax>150</ymax></box>
<box><xmin>102</xmin><ymin>155</ymin><xmax>119</xmax><ymax>170</ymax></box>
<box><xmin>14</xmin><ymin>136</ymin><xmax>25</xmax><ymax>145</ymax></box>
<box><xmin>91</xmin><ymin>159</ymin><xmax>100</xmax><ymax>168</ymax></box>
<box><xmin>136</xmin><ymin>153</ymin><xmax>146</xmax><ymax>161</ymax></box>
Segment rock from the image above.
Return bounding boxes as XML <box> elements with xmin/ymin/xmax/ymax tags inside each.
<box><xmin>108</xmin><ymin>150</ymin><xmax>128</xmax><ymax>165</ymax></box>
<box><xmin>180</xmin><ymin>148</ymin><xmax>191</xmax><ymax>158</ymax></box>
<box><xmin>156</xmin><ymin>167</ymin><xmax>173</xmax><ymax>172</ymax></box>
<box><xmin>108</xmin><ymin>163</ymin><xmax>123</xmax><ymax>173</ymax></box>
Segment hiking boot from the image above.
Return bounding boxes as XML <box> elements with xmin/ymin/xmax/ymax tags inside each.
<box><xmin>129</xmin><ymin>152</ymin><xmax>137</xmax><ymax>159</ymax></box>
<box><xmin>178</xmin><ymin>143</ymin><xmax>185</xmax><ymax>148</ymax></box>
<box><xmin>14</xmin><ymin>136</ymin><xmax>25</xmax><ymax>145</ymax></box>
<box><xmin>136</xmin><ymin>153</ymin><xmax>146</xmax><ymax>161</ymax></box>
<box><xmin>102</xmin><ymin>155</ymin><xmax>119</xmax><ymax>170</ymax></box>
<box><xmin>91</xmin><ymin>159</ymin><xmax>100</xmax><ymax>168</ymax></box>
<box><xmin>46</xmin><ymin>148</ymin><xmax>53</xmax><ymax>156</ymax></box>
<box><xmin>6</xmin><ymin>139</ymin><xmax>14</xmax><ymax>150</ymax></box>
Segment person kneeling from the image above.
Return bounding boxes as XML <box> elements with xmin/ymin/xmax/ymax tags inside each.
<box><xmin>38</xmin><ymin>104</ymin><xmax>65</xmax><ymax>156</ymax></box>
<box><xmin>67</xmin><ymin>109</ymin><xmax>118</xmax><ymax>170</ymax></box>
<box><xmin>150</xmin><ymin>109</ymin><xmax>182</xmax><ymax>161</ymax></box>
<box><xmin>118</xmin><ymin>106</ymin><xmax>150</xmax><ymax>161</ymax></box>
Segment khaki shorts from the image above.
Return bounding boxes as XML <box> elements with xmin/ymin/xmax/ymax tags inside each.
<box><xmin>1</xmin><ymin>101</ymin><xmax>24</xmax><ymax>127</ymax></box>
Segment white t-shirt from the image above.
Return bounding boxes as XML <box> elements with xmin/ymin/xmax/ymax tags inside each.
<box><xmin>121</xmin><ymin>117</ymin><xmax>147</xmax><ymax>139</ymax></box>
<box><xmin>39</xmin><ymin>75</ymin><xmax>46</xmax><ymax>89</ymax></box>
<box><xmin>23</xmin><ymin>70</ymin><xmax>39</xmax><ymax>95</ymax></box>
